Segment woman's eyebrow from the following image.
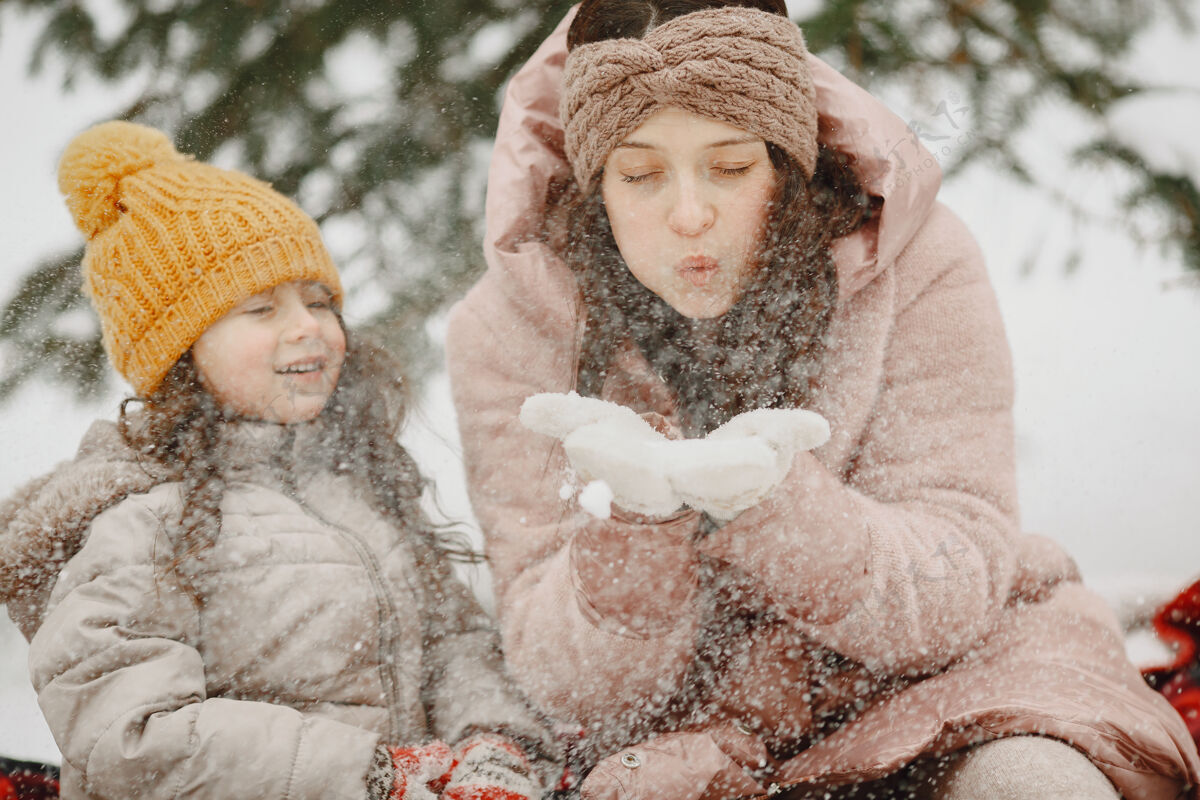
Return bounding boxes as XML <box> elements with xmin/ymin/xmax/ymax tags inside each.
<box><xmin>706</xmin><ymin>135</ymin><xmax>762</xmax><ymax>148</ymax></box>
<box><xmin>614</xmin><ymin>135</ymin><xmax>762</xmax><ymax>150</ymax></box>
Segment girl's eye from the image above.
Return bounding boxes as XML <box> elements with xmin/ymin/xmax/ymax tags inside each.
<box><xmin>245</xmin><ymin>305</ymin><xmax>273</xmax><ymax>315</ymax></box>
<box><xmin>621</xmin><ymin>171</ymin><xmax>659</xmax><ymax>184</ymax></box>
<box><xmin>307</xmin><ymin>300</ymin><xmax>331</xmax><ymax>310</ymax></box>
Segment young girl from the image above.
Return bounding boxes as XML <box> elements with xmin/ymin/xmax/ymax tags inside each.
<box><xmin>0</xmin><ymin>121</ymin><xmax>557</xmax><ymax>800</ymax></box>
<box><xmin>446</xmin><ymin>1</ymin><xmax>1200</xmax><ymax>798</ymax></box>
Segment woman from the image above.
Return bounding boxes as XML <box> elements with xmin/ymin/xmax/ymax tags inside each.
<box><xmin>447</xmin><ymin>1</ymin><xmax>1200</xmax><ymax>797</ymax></box>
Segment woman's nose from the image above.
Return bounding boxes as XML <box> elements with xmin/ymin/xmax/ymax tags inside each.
<box><xmin>667</xmin><ymin>181</ymin><xmax>715</xmax><ymax>236</ymax></box>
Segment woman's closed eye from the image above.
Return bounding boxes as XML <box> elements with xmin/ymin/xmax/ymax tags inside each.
<box><xmin>713</xmin><ymin>163</ymin><xmax>754</xmax><ymax>177</ymax></box>
<box><xmin>620</xmin><ymin>170</ymin><xmax>661</xmax><ymax>184</ymax></box>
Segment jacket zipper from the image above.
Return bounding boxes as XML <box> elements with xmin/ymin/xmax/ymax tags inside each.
<box><xmin>292</xmin><ymin>495</ymin><xmax>407</xmax><ymax>741</ymax></box>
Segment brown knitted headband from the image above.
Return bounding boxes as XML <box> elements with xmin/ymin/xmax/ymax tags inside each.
<box><xmin>561</xmin><ymin>7</ymin><xmax>818</xmax><ymax>187</ymax></box>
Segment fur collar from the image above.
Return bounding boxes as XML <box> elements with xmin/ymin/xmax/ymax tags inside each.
<box><xmin>0</xmin><ymin>420</ymin><xmax>165</xmax><ymax>640</ymax></box>
<box><xmin>0</xmin><ymin>408</ymin><xmax>380</xmax><ymax>641</ymax></box>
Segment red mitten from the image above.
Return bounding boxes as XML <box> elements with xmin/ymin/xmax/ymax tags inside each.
<box><xmin>443</xmin><ymin>734</ymin><xmax>542</xmax><ymax>800</ymax></box>
<box><xmin>387</xmin><ymin>741</ymin><xmax>456</xmax><ymax>800</ymax></box>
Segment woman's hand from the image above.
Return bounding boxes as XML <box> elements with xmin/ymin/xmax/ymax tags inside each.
<box><xmin>679</xmin><ymin>408</ymin><xmax>831</xmax><ymax>520</ymax></box>
<box><xmin>520</xmin><ymin>393</ymin><xmax>829</xmax><ymax>520</ymax></box>
<box><xmin>521</xmin><ymin>392</ymin><xmax>683</xmax><ymax>516</ymax></box>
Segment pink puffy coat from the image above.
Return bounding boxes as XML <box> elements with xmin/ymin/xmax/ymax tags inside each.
<box><xmin>446</xmin><ymin>10</ymin><xmax>1200</xmax><ymax>800</ymax></box>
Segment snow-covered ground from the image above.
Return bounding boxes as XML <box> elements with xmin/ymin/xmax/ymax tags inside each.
<box><xmin>1</xmin><ymin>4</ymin><xmax>1196</xmax><ymax>765</ymax></box>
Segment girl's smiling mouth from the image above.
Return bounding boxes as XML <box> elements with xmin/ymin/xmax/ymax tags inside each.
<box><xmin>276</xmin><ymin>358</ymin><xmax>325</xmax><ymax>375</ymax></box>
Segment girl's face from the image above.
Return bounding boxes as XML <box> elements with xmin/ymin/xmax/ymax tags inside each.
<box><xmin>601</xmin><ymin>108</ymin><xmax>777</xmax><ymax>319</ymax></box>
<box><xmin>192</xmin><ymin>280</ymin><xmax>346</xmax><ymax>424</ymax></box>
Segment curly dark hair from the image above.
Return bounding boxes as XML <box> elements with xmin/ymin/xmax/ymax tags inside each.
<box><xmin>119</xmin><ymin>330</ymin><xmax>479</xmax><ymax>600</ymax></box>
<box><xmin>559</xmin><ymin>0</ymin><xmax>873</xmax><ymax>435</ymax></box>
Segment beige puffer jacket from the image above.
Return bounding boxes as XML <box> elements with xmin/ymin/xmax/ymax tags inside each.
<box><xmin>4</xmin><ymin>418</ymin><xmax>552</xmax><ymax>800</ymax></box>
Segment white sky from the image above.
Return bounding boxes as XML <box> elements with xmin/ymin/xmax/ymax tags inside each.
<box><xmin>1</xmin><ymin>3</ymin><xmax>1198</xmax><ymax>763</ymax></box>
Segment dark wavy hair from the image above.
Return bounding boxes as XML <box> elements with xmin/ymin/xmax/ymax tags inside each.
<box><xmin>119</xmin><ymin>329</ymin><xmax>479</xmax><ymax>600</ymax></box>
<box><xmin>560</xmin><ymin>0</ymin><xmax>873</xmax><ymax>436</ymax></box>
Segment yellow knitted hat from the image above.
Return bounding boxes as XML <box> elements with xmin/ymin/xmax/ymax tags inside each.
<box><xmin>58</xmin><ymin>120</ymin><xmax>343</xmax><ymax>396</ymax></box>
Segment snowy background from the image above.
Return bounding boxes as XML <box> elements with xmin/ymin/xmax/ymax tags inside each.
<box><xmin>2</xmin><ymin>3</ymin><xmax>1198</xmax><ymax>765</ymax></box>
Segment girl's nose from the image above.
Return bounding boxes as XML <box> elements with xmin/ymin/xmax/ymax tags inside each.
<box><xmin>667</xmin><ymin>180</ymin><xmax>715</xmax><ymax>236</ymax></box>
<box><xmin>281</xmin><ymin>301</ymin><xmax>322</xmax><ymax>340</ymax></box>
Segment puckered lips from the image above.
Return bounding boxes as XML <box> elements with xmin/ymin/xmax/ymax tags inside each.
<box><xmin>677</xmin><ymin>255</ymin><xmax>719</xmax><ymax>288</ymax></box>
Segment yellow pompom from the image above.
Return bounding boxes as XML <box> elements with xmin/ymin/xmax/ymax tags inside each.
<box><xmin>57</xmin><ymin>121</ymin><xmax>182</xmax><ymax>239</ymax></box>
